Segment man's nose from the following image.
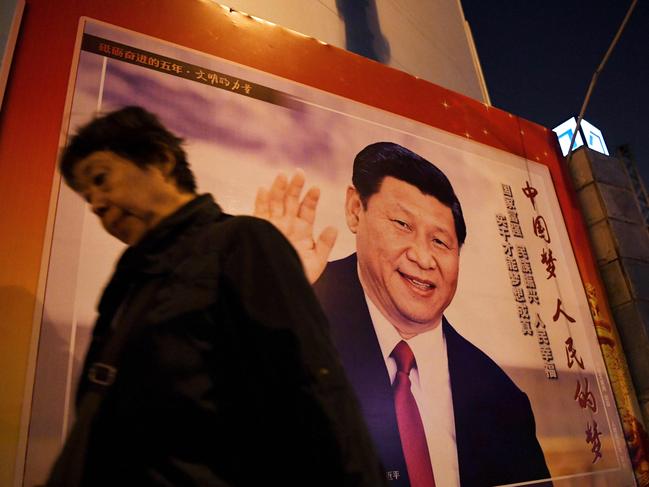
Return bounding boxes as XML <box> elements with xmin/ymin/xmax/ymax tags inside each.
<box><xmin>406</xmin><ymin>235</ymin><xmax>436</xmax><ymax>270</ymax></box>
<box><xmin>87</xmin><ymin>191</ymin><xmax>108</xmax><ymax>218</ymax></box>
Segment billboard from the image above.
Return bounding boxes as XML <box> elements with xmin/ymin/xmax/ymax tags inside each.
<box><xmin>24</xmin><ymin>17</ymin><xmax>637</xmax><ymax>486</ymax></box>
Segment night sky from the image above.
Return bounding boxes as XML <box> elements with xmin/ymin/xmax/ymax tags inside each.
<box><xmin>460</xmin><ymin>0</ymin><xmax>649</xmax><ymax>187</ymax></box>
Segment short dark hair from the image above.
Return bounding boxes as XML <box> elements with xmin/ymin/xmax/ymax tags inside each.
<box><xmin>352</xmin><ymin>142</ymin><xmax>466</xmax><ymax>246</ymax></box>
<box><xmin>60</xmin><ymin>106</ymin><xmax>196</xmax><ymax>193</ymax></box>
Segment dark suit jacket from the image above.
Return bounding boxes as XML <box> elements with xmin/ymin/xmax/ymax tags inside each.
<box><xmin>314</xmin><ymin>253</ymin><xmax>551</xmax><ymax>487</ymax></box>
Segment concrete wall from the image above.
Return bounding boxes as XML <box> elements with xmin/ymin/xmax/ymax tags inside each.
<box><xmin>220</xmin><ymin>0</ymin><xmax>489</xmax><ymax>102</ymax></box>
<box><xmin>568</xmin><ymin>147</ymin><xmax>649</xmax><ymax>424</ymax></box>
<box><xmin>0</xmin><ymin>0</ymin><xmax>24</xmax><ymax>107</ymax></box>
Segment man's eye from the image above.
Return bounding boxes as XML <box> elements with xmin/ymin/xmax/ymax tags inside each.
<box><xmin>433</xmin><ymin>238</ymin><xmax>449</xmax><ymax>249</ymax></box>
<box><xmin>392</xmin><ymin>219</ymin><xmax>411</xmax><ymax>230</ymax></box>
<box><xmin>92</xmin><ymin>173</ymin><xmax>106</xmax><ymax>186</ymax></box>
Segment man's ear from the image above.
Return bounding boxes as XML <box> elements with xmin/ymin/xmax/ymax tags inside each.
<box><xmin>345</xmin><ymin>185</ymin><xmax>362</xmax><ymax>234</ymax></box>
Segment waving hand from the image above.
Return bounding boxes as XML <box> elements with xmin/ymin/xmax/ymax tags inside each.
<box><xmin>254</xmin><ymin>171</ymin><xmax>337</xmax><ymax>283</ymax></box>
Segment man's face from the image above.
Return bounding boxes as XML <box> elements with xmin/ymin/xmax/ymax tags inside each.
<box><xmin>346</xmin><ymin>176</ymin><xmax>460</xmax><ymax>338</ymax></box>
<box><xmin>72</xmin><ymin>150</ymin><xmax>185</xmax><ymax>245</ymax></box>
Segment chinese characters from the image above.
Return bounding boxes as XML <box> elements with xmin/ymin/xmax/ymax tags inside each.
<box><xmin>82</xmin><ymin>33</ymin><xmax>275</xmax><ymax>103</ymax></box>
<box><xmin>520</xmin><ymin>180</ymin><xmax>603</xmax><ymax>463</ymax></box>
<box><xmin>496</xmin><ymin>184</ymin><xmax>556</xmax><ymax>377</ymax></box>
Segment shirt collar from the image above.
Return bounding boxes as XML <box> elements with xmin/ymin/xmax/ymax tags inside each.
<box><xmin>358</xmin><ymin>264</ymin><xmax>444</xmax><ymax>363</ymax></box>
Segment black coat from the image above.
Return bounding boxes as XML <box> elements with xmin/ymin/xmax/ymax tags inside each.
<box><xmin>48</xmin><ymin>195</ymin><xmax>385</xmax><ymax>487</ymax></box>
<box><xmin>314</xmin><ymin>253</ymin><xmax>551</xmax><ymax>487</ymax></box>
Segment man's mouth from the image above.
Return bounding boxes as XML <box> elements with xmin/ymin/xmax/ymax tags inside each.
<box><xmin>103</xmin><ymin>210</ymin><xmax>132</xmax><ymax>238</ymax></box>
<box><xmin>104</xmin><ymin>213</ymin><xmax>122</xmax><ymax>230</ymax></box>
<box><xmin>398</xmin><ymin>270</ymin><xmax>435</xmax><ymax>291</ymax></box>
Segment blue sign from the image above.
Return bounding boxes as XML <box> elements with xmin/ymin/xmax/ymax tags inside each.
<box><xmin>552</xmin><ymin>117</ymin><xmax>609</xmax><ymax>156</ymax></box>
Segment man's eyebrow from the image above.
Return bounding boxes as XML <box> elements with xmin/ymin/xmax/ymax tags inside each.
<box><xmin>81</xmin><ymin>161</ymin><xmax>97</xmax><ymax>176</ymax></box>
<box><xmin>73</xmin><ymin>161</ymin><xmax>92</xmax><ymax>179</ymax></box>
<box><xmin>79</xmin><ymin>159</ymin><xmax>105</xmax><ymax>179</ymax></box>
<box><xmin>394</xmin><ymin>201</ymin><xmax>414</xmax><ymax>217</ymax></box>
<box><xmin>70</xmin><ymin>162</ymin><xmax>95</xmax><ymax>192</ymax></box>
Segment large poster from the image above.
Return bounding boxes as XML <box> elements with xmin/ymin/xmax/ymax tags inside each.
<box><xmin>25</xmin><ymin>18</ymin><xmax>636</xmax><ymax>486</ymax></box>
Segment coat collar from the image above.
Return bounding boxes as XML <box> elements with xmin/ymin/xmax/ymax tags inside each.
<box><xmin>96</xmin><ymin>194</ymin><xmax>222</xmax><ymax>321</ymax></box>
<box><xmin>116</xmin><ymin>194</ymin><xmax>221</xmax><ymax>274</ymax></box>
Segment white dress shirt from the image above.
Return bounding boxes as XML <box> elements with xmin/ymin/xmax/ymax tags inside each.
<box><xmin>364</xmin><ymin>290</ymin><xmax>461</xmax><ymax>487</ymax></box>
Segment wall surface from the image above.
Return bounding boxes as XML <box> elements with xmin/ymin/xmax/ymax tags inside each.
<box><xmin>0</xmin><ymin>0</ymin><xmax>24</xmax><ymax>108</ymax></box>
<box><xmin>221</xmin><ymin>0</ymin><xmax>489</xmax><ymax>102</ymax></box>
<box><xmin>568</xmin><ymin>148</ymin><xmax>649</xmax><ymax>423</ymax></box>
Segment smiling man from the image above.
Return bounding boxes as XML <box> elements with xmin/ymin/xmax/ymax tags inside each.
<box><xmin>256</xmin><ymin>142</ymin><xmax>551</xmax><ymax>487</ymax></box>
<box><xmin>47</xmin><ymin>106</ymin><xmax>385</xmax><ymax>487</ymax></box>
<box><xmin>347</xmin><ymin>174</ymin><xmax>461</xmax><ymax>340</ymax></box>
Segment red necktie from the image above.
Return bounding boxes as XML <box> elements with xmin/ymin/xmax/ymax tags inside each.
<box><xmin>391</xmin><ymin>340</ymin><xmax>436</xmax><ymax>487</ymax></box>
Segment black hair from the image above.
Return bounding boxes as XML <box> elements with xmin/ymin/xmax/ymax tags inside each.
<box><xmin>60</xmin><ymin>106</ymin><xmax>196</xmax><ymax>193</ymax></box>
<box><xmin>352</xmin><ymin>142</ymin><xmax>466</xmax><ymax>245</ymax></box>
